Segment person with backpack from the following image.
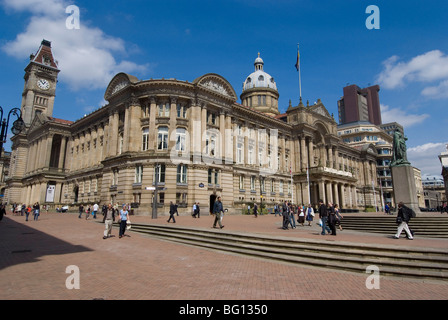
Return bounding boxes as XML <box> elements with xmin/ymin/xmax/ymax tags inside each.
<box><xmin>394</xmin><ymin>201</ymin><xmax>414</xmax><ymax>240</ymax></box>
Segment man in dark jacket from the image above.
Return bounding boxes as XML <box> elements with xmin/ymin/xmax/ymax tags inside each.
<box><xmin>212</xmin><ymin>197</ymin><xmax>224</xmax><ymax>229</ymax></box>
<box><xmin>281</xmin><ymin>202</ymin><xmax>289</xmax><ymax>230</ymax></box>
<box><xmin>167</xmin><ymin>201</ymin><xmax>176</xmax><ymax>223</ymax></box>
<box><xmin>318</xmin><ymin>200</ymin><xmax>331</xmax><ymax>235</ymax></box>
<box><xmin>394</xmin><ymin>201</ymin><xmax>414</xmax><ymax>240</ymax></box>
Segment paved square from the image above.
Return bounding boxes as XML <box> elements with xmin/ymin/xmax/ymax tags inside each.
<box><xmin>1</xmin><ymin>211</ymin><xmax>448</xmax><ymax>301</ymax></box>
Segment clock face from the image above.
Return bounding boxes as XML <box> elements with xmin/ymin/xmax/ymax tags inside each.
<box><xmin>37</xmin><ymin>79</ymin><xmax>50</xmax><ymax>90</ymax></box>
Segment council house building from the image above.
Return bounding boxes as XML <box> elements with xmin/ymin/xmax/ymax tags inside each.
<box><xmin>5</xmin><ymin>40</ymin><xmax>381</xmax><ymax>215</ymax></box>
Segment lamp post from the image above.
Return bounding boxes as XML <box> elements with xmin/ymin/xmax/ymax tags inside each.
<box><xmin>152</xmin><ymin>164</ymin><xmax>160</xmax><ymax>219</ymax></box>
<box><xmin>0</xmin><ymin>107</ymin><xmax>25</xmax><ymax>158</ymax></box>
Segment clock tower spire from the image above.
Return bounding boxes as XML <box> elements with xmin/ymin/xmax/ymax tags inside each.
<box><xmin>21</xmin><ymin>39</ymin><xmax>60</xmax><ymax>127</ymax></box>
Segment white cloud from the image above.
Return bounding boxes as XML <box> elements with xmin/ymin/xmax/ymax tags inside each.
<box><xmin>377</xmin><ymin>50</ymin><xmax>448</xmax><ymax>99</ymax></box>
<box><xmin>421</xmin><ymin>79</ymin><xmax>448</xmax><ymax>99</ymax></box>
<box><xmin>381</xmin><ymin>104</ymin><xmax>429</xmax><ymax>128</ymax></box>
<box><xmin>1</xmin><ymin>0</ymin><xmax>149</xmax><ymax>91</ymax></box>
<box><xmin>408</xmin><ymin>142</ymin><xmax>448</xmax><ymax>176</ymax></box>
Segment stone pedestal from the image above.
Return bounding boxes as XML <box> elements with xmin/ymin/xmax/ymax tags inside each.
<box><xmin>391</xmin><ymin>165</ymin><xmax>421</xmax><ymax>214</ymax></box>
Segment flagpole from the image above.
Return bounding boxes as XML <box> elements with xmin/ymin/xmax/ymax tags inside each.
<box><xmin>298</xmin><ymin>43</ymin><xmax>302</xmax><ymax>100</ymax></box>
<box><xmin>307</xmin><ymin>165</ymin><xmax>311</xmax><ymax>205</ymax></box>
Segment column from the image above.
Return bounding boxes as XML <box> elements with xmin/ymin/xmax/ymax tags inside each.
<box><xmin>326</xmin><ymin>181</ymin><xmax>332</xmax><ymax>203</ymax></box>
<box><xmin>108</xmin><ymin>111</ymin><xmax>119</xmax><ymax>157</ymax></box>
<box><xmin>58</xmin><ymin>136</ymin><xmax>67</xmax><ymax>170</ymax></box>
<box><xmin>219</xmin><ymin>111</ymin><xmax>225</xmax><ymax>160</ymax></box>
<box><xmin>319</xmin><ymin>180</ymin><xmax>326</xmax><ymax>203</ymax></box>
<box><xmin>225</xmin><ymin>114</ymin><xmax>233</xmax><ymax>163</ymax></box>
<box><xmin>168</xmin><ymin>96</ymin><xmax>177</xmax><ymax>150</ymax></box>
<box><xmin>308</xmin><ymin>139</ymin><xmax>314</xmax><ymax>167</ymax></box>
<box><xmin>328</xmin><ymin>147</ymin><xmax>333</xmax><ymax>169</ymax></box>
<box><xmin>301</xmin><ymin>136</ymin><xmax>307</xmax><ymax>171</ymax></box>
<box><xmin>149</xmin><ymin>97</ymin><xmax>157</xmax><ymax>151</ymax></box>
<box><xmin>333</xmin><ymin>182</ymin><xmax>339</xmax><ymax>207</ymax></box>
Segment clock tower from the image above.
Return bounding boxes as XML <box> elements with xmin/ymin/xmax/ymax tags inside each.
<box><xmin>21</xmin><ymin>39</ymin><xmax>60</xmax><ymax>127</ymax></box>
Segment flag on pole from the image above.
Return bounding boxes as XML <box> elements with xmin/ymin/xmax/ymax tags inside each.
<box><xmin>295</xmin><ymin>44</ymin><xmax>300</xmax><ymax>71</ymax></box>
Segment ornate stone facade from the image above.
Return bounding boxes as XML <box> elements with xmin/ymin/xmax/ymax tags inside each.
<box><xmin>5</xmin><ymin>44</ymin><xmax>380</xmax><ymax>215</ymax></box>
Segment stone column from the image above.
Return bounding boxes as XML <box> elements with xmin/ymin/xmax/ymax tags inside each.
<box><xmin>225</xmin><ymin>114</ymin><xmax>233</xmax><ymax>164</ymax></box>
<box><xmin>319</xmin><ymin>180</ymin><xmax>326</xmax><ymax>203</ymax></box>
<box><xmin>219</xmin><ymin>111</ymin><xmax>225</xmax><ymax>160</ymax></box>
<box><xmin>149</xmin><ymin>97</ymin><xmax>157</xmax><ymax>151</ymax></box>
<box><xmin>168</xmin><ymin>96</ymin><xmax>177</xmax><ymax>151</ymax></box>
<box><xmin>308</xmin><ymin>139</ymin><xmax>314</xmax><ymax>167</ymax></box>
<box><xmin>301</xmin><ymin>136</ymin><xmax>307</xmax><ymax>171</ymax></box>
<box><xmin>58</xmin><ymin>136</ymin><xmax>67</xmax><ymax>170</ymax></box>
<box><xmin>108</xmin><ymin>110</ymin><xmax>119</xmax><ymax>157</ymax></box>
<box><xmin>326</xmin><ymin>181</ymin><xmax>332</xmax><ymax>203</ymax></box>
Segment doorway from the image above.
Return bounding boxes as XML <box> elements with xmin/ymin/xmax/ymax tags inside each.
<box><xmin>209</xmin><ymin>194</ymin><xmax>217</xmax><ymax>214</ymax></box>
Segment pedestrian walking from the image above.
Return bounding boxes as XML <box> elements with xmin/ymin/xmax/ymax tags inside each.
<box><xmin>118</xmin><ymin>204</ymin><xmax>129</xmax><ymax>238</ymax></box>
<box><xmin>167</xmin><ymin>201</ymin><xmax>176</xmax><ymax>223</ymax></box>
<box><xmin>212</xmin><ymin>196</ymin><xmax>224</xmax><ymax>229</ymax></box>
<box><xmin>334</xmin><ymin>204</ymin><xmax>343</xmax><ymax>231</ymax></box>
<box><xmin>253</xmin><ymin>203</ymin><xmax>258</xmax><ymax>218</ymax></box>
<box><xmin>318</xmin><ymin>200</ymin><xmax>331</xmax><ymax>235</ymax></box>
<box><xmin>298</xmin><ymin>205</ymin><xmax>305</xmax><ymax>226</ymax></box>
<box><xmin>93</xmin><ymin>203</ymin><xmax>99</xmax><ymax>219</ymax></box>
<box><xmin>195</xmin><ymin>202</ymin><xmax>200</xmax><ymax>218</ymax></box>
<box><xmin>33</xmin><ymin>202</ymin><xmax>40</xmax><ymax>221</ymax></box>
<box><xmin>281</xmin><ymin>202</ymin><xmax>290</xmax><ymax>230</ymax></box>
<box><xmin>394</xmin><ymin>201</ymin><xmax>414</xmax><ymax>240</ymax></box>
<box><xmin>327</xmin><ymin>202</ymin><xmax>337</xmax><ymax>235</ymax></box>
<box><xmin>26</xmin><ymin>205</ymin><xmax>31</xmax><ymax>221</ymax></box>
<box><xmin>385</xmin><ymin>203</ymin><xmax>390</xmax><ymax>215</ymax></box>
<box><xmin>85</xmin><ymin>205</ymin><xmax>91</xmax><ymax>220</ymax></box>
<box><xmin>306</xmin><ymin>203</ymin><xmax>314</xmax><ymax>226</ymax></box>
<box><xmin>0</xmin><ymin>204</ymin><xmax>5</xmax><ymax>221</ymax></box>
<box><xmin>78</xmin><ymin>204</ymin><xmax>84</xmax><ymax>219</ymax></box>
<box><xmin>288</xmin><ymin>203</ymin><xmax>296</xmax><ymax>229</ymax></box>
<box><xmin>103</xmin><ymin>204</ymin><xmax>115</xmax><ymax>239</ymax></box>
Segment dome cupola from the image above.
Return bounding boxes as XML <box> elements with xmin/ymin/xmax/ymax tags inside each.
<box><xmin>240</xmin><ymin>53</ymin><xmax>280</xmax><ymax>116</ymax></box>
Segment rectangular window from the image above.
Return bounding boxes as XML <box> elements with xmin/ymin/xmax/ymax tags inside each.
<box><xmin>239</xmin><ymin>175</ymin><xmax>245</xmax><ymax>190</ymax></box>
<box><xmin>177</xmin><ymin>164</ymin><xmax>187</xmax><ymax>184</ymax></box>
<box><xmin>142</xmin><ymin>127</ymin><xmax>149</xmax><ymax>151</ymax></box>
<box><xmin>157</xmin><ymin>127</ymin><xmax>169</xmax><ymax>150</ymax></box>
<box><xmin>250</xmin><ymin>176</ymin><xmax>256</xmax><ymax>191</ymax></box>
<box><xmin>135</xmin><ymin>165</ymin><xmax>143</xmax><ymax>184</ymax></box>
<box><xmin>176</xmin><ymin>128</ymin><xmax>186</xmax><ymax>151</ymax></box>
<box><xmin>154</xmin><ymin>164</ymin><xmax>166</xmax><ymax>183</ymax></box>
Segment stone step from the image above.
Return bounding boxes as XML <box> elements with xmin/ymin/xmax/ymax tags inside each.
<box><xmin>340</xmin><ymin>216</ymin><xmax>448</xmax><ymax>238</ymax></box>
<box><xmin>121</xmin><ymin>222</ymin><xmax>448</xmax><ymax>281</ymax></box>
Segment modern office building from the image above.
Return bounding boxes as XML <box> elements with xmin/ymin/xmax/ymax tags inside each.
<box><xmin>338</xmin><ymin>84</ymin><xmax>381</xmax><ymax>125</ymax></box>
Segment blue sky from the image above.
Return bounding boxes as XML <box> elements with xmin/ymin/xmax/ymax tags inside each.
<box><xmin>0</xmin><ymin>0</ymin><xmax>447</xmax><ymax>178</ymax></box>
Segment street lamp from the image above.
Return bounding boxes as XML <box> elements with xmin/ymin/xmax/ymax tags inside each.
<box><xmin>0</xmin><ymin>107</ymin><xmax>25</xmax><ymax>158</ymax></box>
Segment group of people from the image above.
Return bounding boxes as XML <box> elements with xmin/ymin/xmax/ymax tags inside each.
<box><xmin>275</xmin><ymin>202</ymin><xmax>317</xmax><ymax>230</ymax></box>
<box><xmin>7</xmin><ymin>202</ymin><xmax>41</xmax><ymax>221</ymax></box>
<box><xmin>318</xmin><ymin>200</ymin><xmax>343</xmax><ymax>236</ymax></box>
<box><xmin>76</xmin><ymin>202</ymin><xmax>131</xmax><ymax>239</ymax></box>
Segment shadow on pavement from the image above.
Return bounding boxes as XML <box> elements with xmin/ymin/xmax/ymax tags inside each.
<box><xmin>0</xmin><ymin>217</ymin><xmax>92</xmax><ymax>271</ymax></box>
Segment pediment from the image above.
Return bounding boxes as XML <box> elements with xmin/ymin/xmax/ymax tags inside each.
<box><xmin>104</xmin><ymin>73</ymin><xmax>139</xmax><ymax>101</ymax></box>
<box><xmin>28</xmin><ymin>112</ymin><xmax>49</xmax><ymax>133</ymax></box>
<box><xmin>193</xmin><ymin>73</ymin><xmax>237</xmax><ymax>101</ymax></box>
<box><xmin>310</xmin><ymin>103</ymin><xmax>331</xmax><ymax>119</ymax></box>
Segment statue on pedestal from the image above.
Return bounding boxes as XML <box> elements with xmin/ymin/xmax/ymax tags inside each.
<box><xmin>391</xmin><ymin>129</ymin><xmax>411</xmax><ymax>167</ymax></box>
